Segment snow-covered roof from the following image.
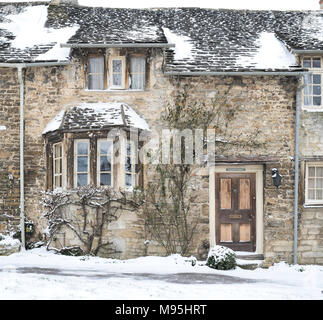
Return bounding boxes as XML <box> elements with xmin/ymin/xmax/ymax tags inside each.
<box><xmin>42</xmin><ymin>102</ymin><xmax>150</xmax><ymax>135</ymax></box>
<box><xmin>0</xmin><ymin>3</ymin><xmax>322</xmax><ymax>71</ymax></box>
<box><xmin>0</xmin><ymin>2</ymin><xmax>78</xmax><ymax>62</ymax></box>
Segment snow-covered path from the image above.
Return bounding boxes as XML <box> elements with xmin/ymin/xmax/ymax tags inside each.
<box><xmin>0</xmin><ymin>248</ymin><xmax>322</xmax><ymax>300</ymax></box>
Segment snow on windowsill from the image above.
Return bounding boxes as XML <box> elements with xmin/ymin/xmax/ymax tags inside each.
<box><xmin>302</xmin><ymin>106</ymin><xmax>323</xmax><ymax>112</ymax></box>
<box><xmin>303</xmin><ymin>203</ymin><xmax>323</xmax><ymax>208</ymax></box>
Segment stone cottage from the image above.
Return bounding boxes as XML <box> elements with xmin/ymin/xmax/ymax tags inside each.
<box><xmin>0</xmin><ymin>0</ymin><xmax>322</xmax><ymax>265</ymax></box>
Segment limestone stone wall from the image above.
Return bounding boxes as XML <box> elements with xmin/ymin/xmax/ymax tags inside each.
<box><xmin>298</xmin><ymin>109</ymin><xmax>323</xmax><ymax>264</ymax></box>
<box><xmin>0</xmin><ymin>68</ymin><xmax>21</xmax><ymax>235</ymax></box>
<box><xmin>0</xmin><ymin>47</ymin><xmax>308</xmax><ymax>264</ymax></box>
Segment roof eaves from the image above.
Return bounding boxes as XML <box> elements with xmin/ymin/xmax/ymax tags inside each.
<box><xmin>60</xmin><ymin>43</ymin><xmax>175</xmax><ymax>48</ymax></box>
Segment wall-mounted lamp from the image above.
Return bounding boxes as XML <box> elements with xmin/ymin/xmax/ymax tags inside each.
<box><xmin>272</xmin><ymin>168</ymin><xmax>282</xmax><ymax>188</ymax></box>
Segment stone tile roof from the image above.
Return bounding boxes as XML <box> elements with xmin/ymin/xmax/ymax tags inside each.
<box><xmin>42</xmin><ymin>102</ymin><xmax>150</xmax><ymax>135</ymax></box>
<box><xmin>0</xmin><ymin>2</ymin><xmax>322</xmax><ymax>72</ymax></box>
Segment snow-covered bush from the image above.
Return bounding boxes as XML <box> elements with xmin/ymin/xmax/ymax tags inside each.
<box><xmin>206</xmin><ymin>245</ymin><xmax>236</xmax><ymax>270</ymax></box>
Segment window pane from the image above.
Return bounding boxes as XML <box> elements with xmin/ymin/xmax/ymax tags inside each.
<box><xmin>308</xmin><ymin>189</ymin><xmax>315</xmax><ymax>200</ymax></box>
<box><xmin>304</xmin><ymin>74</ymin><xmax>312</xmax><ymax>85</ymax></box>
<box><xmin>54</xmin><ymin>144</ymin><xmax>61</xmax><ymax>158</ymax></box>
<box><xmin>313</xmin><ymin>96</ymin><xmax>322</xmax><ymax>106</ymax></box>
<box><xmin>100</xmin><ymin>173</ymin><xmax>111</xmax><ymax>186</ymax></box>
<box><xmin>313</xmin><ymin>58</ymin><xmax>321</xmax><ymax>68</ymax></box>
<box><xmin>77</xmin><ymin>142</ymin><xmax>88</xmax><ymax>155</ymax></box>
<box><xmin>89</xmin><ymin>74</ymin><xmax>104</xmax><ymax>90</ymax></box>
<box><xmin>88</xmin><ymin>57</ymin><xmax>104</xmax><ymax>90</ymax></box>
<box><xmin>308</xmin><ymin>167</ymin><xmax>316</xmax><ymax>177</ymax></box>
<box><xmin>125</xmin><ymin>156</ymin><xmax>132</xmax><ymax>172</ymax></box>
<box><xmin>112</xmin><ymin>60</ymin><xmax>122</xmax><ymax>73</ymax></box>
<box><xmin>130</xmin><ymin>57</ymin><xmax>145</xmax><ymax>90</ymax></box>
<box><xmin>308</xmin><ymin>178</ymin><xmax>315</xmax><ymax>188</ymax></box>
<box><xmin>316</xmin><ymin>178</ymin><xmax>323</xmax><ymax>188</ymax></box>
<box><xmin>316</xmin><ymin>190</ymin><xmax>323</xmax><ymax>200</ymax></box>
<box><xmin>316</xmin><ymin>167</ymin><xmax>323</xmax><ymax>177</ymax></box>
<box><xmin>77</xmin><ymin>156</ymin><xmax>88</xmax><ymax>172</ymax></box>
<box><xmin>304</xmin><ymin>96</ymin><xmax>311</xmax><ymax>106</ymax></box>
<box><xmin>89</xmin><ymin>57</ymin><xmax>104</xmax><ymax>73</ymax></box>
<box><xmin>100</xmin><ymin>155</ymin><xmax>111</xmax><ymax>172</ymax></box>
<box><xmin>100</xmin><ymin>141</ymin><xmax>112</xmax><ymax>154</ymax></box>
<box><xmin>113</xmin><ymin>73</ymin><xmax>122</xmax><ymax>86</ymax></box>
<box><xmin>313</xmin><ymin>75</ymin><xmax>321</xmax><ymax>84</ymax></box>
<box><xmin>303</xmin><ymin>58</ymin><xmax>311</xmax><ymax>68</ymax></box>
<box><xmin>55</xmin><ymin>159</ymin><xmax>61</xmax><ymax>174</ymax></box>
<box><xmin>313</xmin><ymin>86</ymin><xmax>321</xmax><ymax>96</ymax></box>
<box><xmin>77</xmin><ymin>174</ymin><xmax>88</xmax><ymax>187</ymax></box>
<box><xmin>126</xmin><ymin>143</ymin><xmax>131</xmax><ymax>156</ymax></box>
<box><xmin>126</xmin><ymin>173</ymin><xmax>133</xmax><ymax>187</ymax></box>
<box><xmin>55</xmin><ymin>176</ymin><xmax>62</xmax><ymax>188</ymax></box>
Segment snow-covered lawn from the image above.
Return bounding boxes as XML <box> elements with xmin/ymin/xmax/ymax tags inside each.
<box><xmin>0</xmin><ymin>248</ymin><xmax>322</xmax><ymax>300</ymax></box>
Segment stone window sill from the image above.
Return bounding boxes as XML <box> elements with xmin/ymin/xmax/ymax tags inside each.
<box><xmin>303</xmin><ymin>203</ymin><xmax>323</xmax><ymax>208</ymax></box>
<box><xmin>302</xmin><ymin>106</ymin><xmax>323</xmax><ymax>112</ymax></box>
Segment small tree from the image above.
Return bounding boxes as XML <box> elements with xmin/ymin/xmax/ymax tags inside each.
<box><xmin>42</xmin><ymin>186</ymin><xmax>140</xmax><ymax>256</ymax></box>
<box><xmin>140</xmin><ymin>82</ymin><xmax>266</xmax><ymax>256</ymax></box>
<box><xmin>140</xmin><ymin>85</ymin><xmax>242</xmax><ymax>256</ymax></box>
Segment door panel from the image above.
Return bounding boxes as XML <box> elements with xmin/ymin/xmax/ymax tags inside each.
<box><xmin>215</xmin><ymin>173</ymin><xmax>256</xmax><ymax>251</ymax></box>
<box><xmin>220</xmin><ymin>179</ymin><xmax>232</xmax><ymax>209</ymax></box>
<box><xmin>220</xmin><ymin>224</ymin><xmax>232</xmax><ymax>242</ymax></box>
<box><xmin>239</xmin><ymin>179</ymin><xmax>250</xmax><ymax>209</ymax></box>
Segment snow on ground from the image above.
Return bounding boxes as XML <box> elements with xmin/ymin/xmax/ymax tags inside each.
<box><xmin>0</xmin><ymin>248</ymin><xmax>322</xmax><ymax>300</ymax></box>
<box><xmin>0</xmin><ymin>234</ymin><xmax>20</xmax><ymax>247</ymax></box>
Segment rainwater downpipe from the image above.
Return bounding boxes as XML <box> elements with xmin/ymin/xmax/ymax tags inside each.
<box><xmin>293</xmin><ymin>78</ymin><xmax>304</xmax><ymax>265</ymax></box>
<box><xmin>18</xmin><ymin>66</ymin><xmax>25</xmax><ymax>250</ymax></box>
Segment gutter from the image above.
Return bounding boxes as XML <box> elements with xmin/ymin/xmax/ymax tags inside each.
<box><xmin>0</xmin><ymin>61</ymin><xmax>70</xmax><ymax>68</ymax></box>
<box><xmin>0</xmin><ymin>61</ymin><xmax>70</xmax><ymax>250</ymax></box>
<box><xmin>164</xmin><ymin>71</ymin><xmax>309</xmax><ymax>76</ymax></box>
<box><xmin>60</xmin><ymin>43</ymin><xmax>175</xmax><ymax>48</ymax></box>
<box><xmin>292</xmin><ymin>49</ymin><xmax>323</xmax><ymax>54</ymax></box>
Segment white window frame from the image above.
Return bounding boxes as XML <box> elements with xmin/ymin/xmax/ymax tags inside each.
<box><xmin>305</xmin><ymin>162</ymin><xmax>323</xmax><ymax>205</ymax></box>
<box><xmin>74</xmin><ymin>139</ymin><xmax>90</xmax><ymax>188</ymax></box>
<box><xmin>302</xmin><ymin>56</ymin><xmax>323</xmax><ymax>110</ymax></box>
<box><xmin>88</xmin><ymin>56</ymin><xmax>105</xmax><ymax>91</ymax></box>
<box><xmin>97</xmin><ymin>138</ymin><xmax>114</xmax><ymax>187</ymax></box>
<box><xmin>53</xmin><ymin>142</ymin><xmax>63</xmax><ymax>189</ymax></box>
<box><xmin>109</xmin><ymin>56</ymin><xmax>126</xmax><ymax>89</ymax></box>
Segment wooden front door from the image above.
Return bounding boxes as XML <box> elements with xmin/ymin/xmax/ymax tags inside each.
<box><xmin>215</xmin><ymin>173</ymin><xmax>256</xmax><ymax>251</ymax></box>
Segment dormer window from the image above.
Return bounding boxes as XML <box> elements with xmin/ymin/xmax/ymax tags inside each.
<box><xmin>302</xmin><ymin>57</ymin><xmax>322</xmax><ymax>108</ymax></box>
<box><xmin>86</xmin><ymin>52</ymin><xmax>147</xmax><ymax>91</ymax></box>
